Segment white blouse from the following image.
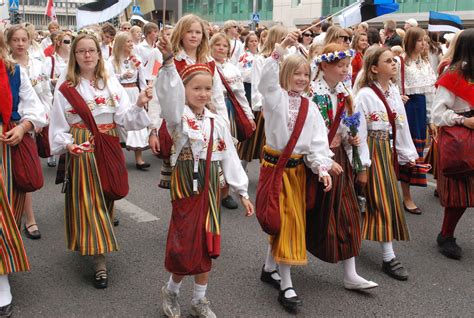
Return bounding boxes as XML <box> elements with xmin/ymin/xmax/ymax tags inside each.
<box><xmin>355</xmin><ymin>83</ymin><xmax>418</xmax><ymax>164</ymax></box>
<box><xmin>216</xmin><ymin>60</ymin><xmax>254</xmax><ymax>120</ymax></box>
<box><xmin>43</xmin><ymin>53</ymin><xmax>68</xmax><ymax>81</ymax></box>
<box><xmin>259</xmin><ymin>47</ymin><xmax>334</xmax><ymax>176</ymax></box>
<box><xmin>155</xmin><ymin>63</ymin><xmax>250</xmax><ymax>198</ymax></box>
<box><xmin>20</xmin><ymin>55</ymin><xmax>53</xmax><ymax>114</ymax></box>
<box><xmin>106</xmin><ymin>55</ymin><xmax>147</xmax><ymax>90</ymax></box>
<box><xmin>250</xmin><ymin>54</ymin><xmax>265</xmax><ymax>111</ymax></box>
<box><xmin>49</xmin><ymin>76</ymin><xmax>150</xmax><ymax>155</ymax></box>
<box><xmin>238</xmin><ymin>50</ymin><xmax>257</xmax><ymax>83</ymax></box>
<box><xmin>229</xmin><ymin>39</ymin><xmax>244</xmax><ymax>66</ymax></box>
<box><xmin>432</xmin><ymin>86</ymin><xmax>472</xmax><ymax>127</ymax></box>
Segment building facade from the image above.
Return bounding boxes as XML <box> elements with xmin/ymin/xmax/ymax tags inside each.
<box><xmin>273</xmin><ymin>0</ymin><xmax>324</xmax><ymax>28</ymax></box>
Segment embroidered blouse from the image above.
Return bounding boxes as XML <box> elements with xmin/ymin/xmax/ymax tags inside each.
<box><xmin>155</xmin><ymin>63</ymin><xmax>250</xmax><ymax>198</ymax></box>
<box><xmin>355</xmin><ymin>83</ymin><xmax>418</xmax><ymax>164</ymax></box>
<box><xmin>250</xmin><ymin>54</ymin><xmax>265</xmax><ymax>111</ymax></box>
<box><xmin>432</xmin><ymin>86</ymin><xmax>473</xmax><ymax>127</ymax></box>
<box><xmin>259</xmin><ymin>46</ymin><xmax>333</xmax><ymax>177</ymax></box>
<box><xmin>20</xmin><ymin>55</ymin><xmax>53</xmax><ymax>114</ymax></box>
<box><xmin>49</xmin><ymin>76</ymin><xmax>150</xmax><ymax>154</ymax></box>
<box><xmin>106</xmin><ymin>55</ymin><xmax>147</xmax><ymax>90</ymax></box>
<box><xmin>238</xmin><ymin>50</ymin><xmax>257</xmax><ymax>83</ymax></box>
<box><xmin>43</xmin><ymin>53</ymin><xmax>68</xmax><ymax>82</ymax></box>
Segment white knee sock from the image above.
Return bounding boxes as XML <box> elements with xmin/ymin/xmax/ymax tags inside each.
<box><xmin>380</xmin><ymin>242</ymin><xmax>396</xmax><ymax>262</ymax></box>
<box><xmin>166</xmin><ymin>275</ymin><xmax>182</xmax><ymax>295</ymax></box>
<box><xmin>264</xmin><ymin>245</ymin><xmax>281</xmax><ymax>281</ymax></box>
<box><xmin>191</xmin><ymin>283</ymin><xmax>207</xmax><ymax>304</ymax></box>
<box><xmin>342</xmin><ymin>257</ymin><xmax>369</xmax><ymax>284</ymax></box>
<box><xmin>0</xmin><ymin>275</ymin><xmax>12</xmax><ymax>307</ymax></box>
<box><xmin>279</xmin><ymin>264</ymin><xmax>296</xmax><ymax>298</ymax></box>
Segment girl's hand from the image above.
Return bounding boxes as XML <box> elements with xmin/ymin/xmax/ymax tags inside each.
<box><xmin>463</xmin><ymin>117</ymin><xmax>474</xmax><ymax>129</ymax></box>
<box><xmin>0</xmin><ymin>124</ymin><xmax>27</xmax><ymax>146</ymax></box>
<box><xmin>401</xmin><ymin>95</ymin><xmax>409</xmax><ymax>103</ymax></box>
<box><xmin>66</xmin><ymin>143</ymin><xmax>83</xmax><ymax>156</ymax></box>
<box><xmin>356</xmin><ymin>171</ymin><xmax>367</xmax><ymax>187</ymax></box>
<box><xmin>429</xmin><ymin>123</ymin><xmax>438</xmax><ymax>140</ymax></box>
<box><xmin>158</xmin><ymin>32</ymin><xmax>173</xmax><ymax>60</ymax></box>
<box><xmin>348</xmin><ymin>135</ymin><xmax>361</xmax><ymax>146</ymax></box>
<box><xmin>137</xmin><ymin>84</ymin><xmax>154</xmax><ymax>107</ymax></box>
<box><xmin>281</xmin><ymin>31</ymin><xmax>300</xmax><ymax>49</ymax></box>
<box><xmin>319</xmin><ymin>175</ymin><xmax>332</xmax><ymax>192</ymax></box>
<box><xmin>149</xmin><ymin>133</ymin><xmax>160</xmax><ymax>155</ymax></box>
<box><xmin>250</xmin><ymin>119</ymin><xmax>256</xmax><ymax>131</ymax></box>
<box><xmin>329</xmin><ymin>162</ymin><xmax>343</xmax><ymax>176</ymax></box>
<box><xmin>240</xmin><ymin>196</ymin><xmax>254</xmax><ymax>217</ymax></box>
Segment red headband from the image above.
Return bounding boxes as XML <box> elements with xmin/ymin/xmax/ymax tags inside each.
<box><xmin>179</xmin><ymin>63</ymin><xmax>212</xmax><ymax>81</ymax></box>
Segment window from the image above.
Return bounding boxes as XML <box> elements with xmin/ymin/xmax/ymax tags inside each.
<box><xmin>291</xmin><ymin>0</ymin><xmax>302</xmax><ymax>8</ymax></box>
<box><xmin>232</xmin><ymin>1</ymin><xmax>238</xmax><ymax>13</ymax></box>
<box><xmin>217</xmin><ymin>2</ymin><xmax>223</xmax><ymax>14</ymax></box>
<box><xmin>202</xmin><ymin>3</ymin><xmax>208</xmax><ymax>15</ymax></box>
<box><xmin>209</xmin><ymin>0</ymin><xmax>214</xmax><ymax>14</ymax></box>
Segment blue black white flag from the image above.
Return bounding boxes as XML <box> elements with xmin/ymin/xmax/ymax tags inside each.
<box><xmin>338</xmin><ymin>0</ymin><xmax>399</xmax><ymax>28</ymax></box>
<box><xmin>77</xmin><ymin>0</ymin><xmax>131</xmax><ymax>29</ymax></box>
<box><xmin>428</xmin><ymin>11</ymin><xmax>463</xmax><ymax>33</ymax></box>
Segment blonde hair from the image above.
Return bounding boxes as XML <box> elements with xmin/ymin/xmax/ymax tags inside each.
<box><xmin>6</xmin><ymin>25</ymin><xmax>31</xmax><ymax>49</ymax></box>
<box><xmin>390</xmin><ymin>45</ymin><xmax>403</xmax><ymax>56</ymax></box>
<box><xmin>171</xmin><ymin>14</ymin><xmax>210</xmax><ymax>63</ymax></box>
<box><xmin>66</xmin><ymin>33</ymin><xmax>108</xmax><ymax>89</ymax></box>
<box><xmin>324</xmin><ymin>26</ymin><xmax>349</xmax><ymax>46</ymax></box>
<box><xmin>308</xmin><ymin>43</ymin><xmax>322</xmax><ymax>62</ymax></box>
<box><xmin>209</xmin><ymin>33</ymin><xmax>231</xmax><ymax>59</ymax></box>
<box><xmin>0</xmin><ymin>31</ymin><xmax>15</xmax><ymax>73</ymax></box>
<box><xmin>111</xmin><ymin>32</ymin><xmax>133</xmax><ymax>73</ymax></box>
<box><xmin>223</xmin><ymin>20</ymin><xmax>238</xmax><ymax>33</ymax></box>
<box><xmin>357</xmin><ymin>46</ymin><xmax>391</xmax><ymax>91</ymax></box>
<box><xmin>54</xmin><ymin>31</ymin><xmax>72</xmax><ymax>52</ymax></box>
<box><xmin>279</xmin><ymin>55</ymin><xmax>311</xmax><ymax>93</ymax></box>
<box><xmin>260</xmin><ymin>25</ymin><xmax>287</xmax><ymax>57</ymax></box>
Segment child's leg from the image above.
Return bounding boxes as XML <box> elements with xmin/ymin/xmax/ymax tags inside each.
<box><xmin>162</xmin><ymin>274</ymin><xmax>183</xmax><ymax>317</ymax></box>
<box><xmin>0</xmin><ymin>275</ymin><xmax>12</xmax><ymax>307</ymax></box>
<box><xmin>380</xmin><ymin>241</ymin><xmax>396</xmax><ymax>262</ymax></box>
<box><xmin>167</xmin><ymin>274</ymin><xmax>184</xmax><ymax>294</ymax></box>
<box><xmin>380</xmin><ymin>241</ymin><xmax>408</xmax><ymax>280</ymax></box>
<box><xmin>342</xmin><ymin>257</ymin><xmax>368</xmax><ymax>284</ymax></box>
<box><xmin>192</xmin><ymin>272</ymin><xmax>209</xmax><ymax>303</ymax></box>
<box><xmin>279</xmin><ymin>264</ymin><xmax>296</xmax><ymax>298</ymax></box>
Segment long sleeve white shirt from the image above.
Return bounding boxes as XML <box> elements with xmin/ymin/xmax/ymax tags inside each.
<box><xmin>20</xmin><ymin>55</ymin><xmax>53</xmax><ymax>115</ymax></box>
<box><xmin>432</xmin><ymin>86</ymin><xmax>472</xmax><ymax>127</ymax></box>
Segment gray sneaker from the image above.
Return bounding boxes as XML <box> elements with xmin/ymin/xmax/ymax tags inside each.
<box><xmin>190</xmin><ymin>298</ymin><xmax>216</xmax><ymax>318</ymax></box>
<box><xmin>161</xmin><ymin>285</ymin><xmax>180</xmax><ymax>317</ymax></box>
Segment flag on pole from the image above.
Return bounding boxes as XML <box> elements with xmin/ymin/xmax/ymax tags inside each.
<box><xmin>76</xmin><ymin>0</ymin><xmax>131</xmax><ymax>29</ymax></box>
<box><xmin>45</xmin><ymin>0</ymin><xmax>57</xmax><ymax>21</ymax></box>
<box><xmin>338</xmin><ymin>0</ymin><xmax>399</xmax><ymax>28</ymax></box>
<box><xmin>428</xmin><ymin>11</ymin><xmax>463</xmax><ymax>33</ymax></box>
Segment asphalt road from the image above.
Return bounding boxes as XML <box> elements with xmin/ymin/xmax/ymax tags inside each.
<box><xmin>10</xmin><ymin>151</ymin><xmax>473</xmax><ymax>317</ymax></box>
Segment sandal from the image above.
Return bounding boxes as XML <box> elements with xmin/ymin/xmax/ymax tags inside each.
<box><xmin>94</xmin><ymin>269</ymin><xmax>108</xmax><ymax>289</ymax></box>
<box><xmin>24</xmin><ymin>224</ymin><xmax>41</xmax><ymax>240</ymax></box>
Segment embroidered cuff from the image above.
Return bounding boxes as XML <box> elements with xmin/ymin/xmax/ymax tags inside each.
<box><xmin>318</xmin><ymin>165</ymin><xmax>330</xmax><ymax>177</ymax></box>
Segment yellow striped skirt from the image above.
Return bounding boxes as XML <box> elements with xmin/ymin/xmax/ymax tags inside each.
<box><xmin>262</xmin><ymin>146</ymin><xmax>307</xmax><ymax>266</ymax></box>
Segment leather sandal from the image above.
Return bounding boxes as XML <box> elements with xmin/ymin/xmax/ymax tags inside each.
<box><xmin>24</xmin><ymin>224</ymin><xmax>41</xmax><ymax>240</ymax></box>
<box><xmin>94</xmin><ymin>269</ymin><xmax>108</xmax><ymax>289</ymax></box>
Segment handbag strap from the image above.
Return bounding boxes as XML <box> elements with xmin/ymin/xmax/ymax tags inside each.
<box><xmin>327</xmin><ymin>93</ymin><xmax>346</xmax><ymax>145</ymax></box>
<box><xmin>59</xmin><ymin>81</ymin><xmax>100</xmax><ymax>136</ymax></box>
<box><xmin>202</xmin><ymin>118</ymin><xmax>214</xmax><ymax>194</ymax></box>
<box><xmin>370</xmin><ymin>84</ymin><xmax>399</xmax><ymax>176</ymax></box>
<box><xmin>399</xmin><ymin>56</ymin><xmax>406</xmax><ymax>96</ymax></box>
<box><xmin>275</xmin><ymin>97</ymin><xmax>309</xmax><ymax>169</ymax></box>
<box><xmin>50</xmin><ymin>55</ymin><xmax>55</xmax><ymax>79</ymax></box>
<box><xmin>216</xmin><ymin>67</ymin><xmax>248</xmax><ymax>119</ymax></box>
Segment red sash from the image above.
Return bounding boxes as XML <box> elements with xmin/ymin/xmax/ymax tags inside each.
<box><xmin>436</xmin><ymin>71</ymin><xmax>474</xmax><ymax>108</ymax></box>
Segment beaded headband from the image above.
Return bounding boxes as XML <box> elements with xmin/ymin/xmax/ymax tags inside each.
<box><xmin>314</xmin><ymin>49</ymin><xmax>355</xmax><ymax>65</ymax></box>
<box><xmin>179</xmin><ymin>64</ymin><xmax>212</xmax><ymax>81</ymax></box>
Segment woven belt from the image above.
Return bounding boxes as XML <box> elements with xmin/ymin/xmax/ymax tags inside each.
<box><xmin>122</xmin><ymin>83</ymin><xmax>138</xmax><ymax>88</ymax></box>
<box><xmin>456</xmin><ymin>110</ymin><xmax>474</xmax><ymax>118</ymax></box>
<box><xmin>368</xmin><ymin>130</ymin><xmax>390</xmax><ymax>140</ymax></box>
<box><xmin>263</xmin><ymin>151</ymin><xmax>304</xmax><ymax>168</ymax></box>
<box><xmin>71</xmin><ymin>122</ymin><xmax>116</xmax><ymax>133</ymax></box>
<box><xmin>177</xmin><ymin>147</ymin><xmax>193</xmax><ymax>161</ymax></box>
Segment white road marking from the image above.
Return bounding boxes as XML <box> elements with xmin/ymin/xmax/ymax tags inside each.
<box><xmin>115</xmin><ymin>199</ymin><xmax>159</xmax><ymax>223</ymax></box>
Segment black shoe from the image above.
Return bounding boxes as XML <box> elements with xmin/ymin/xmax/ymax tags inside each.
<box><xmin>113</xmin><ymin>217</ymin><xmax>119</xmax><ymax>227</ymax></box>
<box><xmin>260</xmin><ymin>265</ymin><xmax>280</xmax><ymax>289</ymax></box>
<box><xmin>23</xmin><ymin>224</ymin><xmax>41</xmax><ymax>240</ymax></box>
<box><xmin>47</xmin><ymin>160</ymin><xmax>57</xmax><ymax>167</ymax></box>
<box><xmin>222</xmin><ymin>195</ymin><xmax>238</xmax><ymax>209</ymax></box>
<box><xmin>136</xmin><ymin>162</ymin><xmax>151</xmax><ymax>170</ymax></box>
<box><xmin>382</xmin><ymin>258</ymin><xmax>408</xmax><ymax>281</ymax></box>
<box><xmin>434</xmin><ymin>189</ymin><xmax>439</xmax><ymax>197</ymax></box>
<box><xmin>278</xmin><ymin>287</ymin><xmax>302</xmax><ymax>312</ymax></box>
<box><xmin>437</xmin><ymin>233</ymin><xmax>462</xmax><ymax>260</ymax></box>
<box><xmin>403</xmin><ymin>202</ymin><xmax>422</xmax><ymax>215</ymax></box>
<box><xmin>94</xmin><ymin>269</ymin><xmax>108</xmax><ymax>289</ymax></box>
<box><xmin>0</xmin><ymin>304</ymin><xmax>13</xmax><ymax>317</ymax></box>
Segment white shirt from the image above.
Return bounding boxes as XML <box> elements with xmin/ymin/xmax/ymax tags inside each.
<box><xmin>20</xmin><ymin>55</ymin><xmax>53</xmax><ymax>114</ymax></box>
<box><xmin>251</xmin><ymin>54</ymin><xmax>265</xmax><ymax>111</ymax></box>
<box><xmin>155</xmin><ymin>63</ymin><xmax>250</xmax><ymax>198</ymax></box>
<box><xmin>43</xmin><ymin>53</ymin><xmax>68</xmax><ymax>83</ymax></box>
<box><xmin>106</xmin><ymin>55</ymin><xmax>147</xmax><ymax>90</ymax></box>
<box><xmin>259</xmin><ymin>47</ymin><xmax>334</xmax><ymax>176</ymax></box>
<box><xmin>238</xmin><ymin>50</ymin><xmax>257</xmax><ymax>83</ymax></box>
<box><xmin>40</xmin><ymin>37</ymin><xmax>52</xmax><ymax>50</ymax></box>
<box><xmin>229</xmin><ymin>39</ymin><xmax>244</xmax><ymax>66</ymax></box>
<box><xmin>135</xmin><ymin>40</ymin><xmax>163</xmax><ymax>71</ymax></box>
<box><xmin>313</xmin><ymin>32</ymin><xmax>326</xmax><ymax>45</ymax></box>
<box><xmin>100</xmin><ymin>43</ymin><xmax>112</xmax><ymax>60</ymax></box>
<box><xmin>432</xmin><ymin>86</ymin><xmax>472</xmax><ymax>127</ymax></box>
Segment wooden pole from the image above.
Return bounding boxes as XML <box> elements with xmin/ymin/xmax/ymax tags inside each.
<box><xmin>301</xmin><ymin>0</ymin><xmax>361</xmax><ymax>33</ymax></box>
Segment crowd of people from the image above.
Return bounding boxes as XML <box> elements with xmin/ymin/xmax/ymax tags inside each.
<box><xmin>0</xmin><ymin>13</ymin><xmax>472</xmax><ymax>317</ymax></box>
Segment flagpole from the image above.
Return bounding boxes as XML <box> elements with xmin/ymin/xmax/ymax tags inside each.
<box><xmin>65</xmin><ymin>0</ymin><xmax>68</xmax><ymax>29</ymax></box>
<box><xmin>302</xmin><ymin>0</ymin><xmax>362</xmax><ymax>33</ymax></box>
<box><xmin>162</xmin><ymin>0</ymin><xmax>166</xmax><ymax>28</ymax></box>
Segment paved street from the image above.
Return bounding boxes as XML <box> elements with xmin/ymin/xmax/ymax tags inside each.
<box><xmin>11</xmin><ymin>151</ymin><xmax>473</xmax><ymax>317</ymax></box>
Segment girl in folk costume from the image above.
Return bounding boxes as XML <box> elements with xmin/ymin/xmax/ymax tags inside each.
<box><xmin>396</xmin><ymin>27</ymin><xmax>436</xmax><ymax>215</ymax></box>
<box><xmin>436</xmin><ymin>31</ymin><xmax>462</xmax><ymax>77</ymax></box>
<box><xmin>306</xmin><ymin>44</ymin><xmax>378</xmax><ymax>290</ymax></box>
<box><xmin>237</xmin><ymin>32</ymin><xmax>259</xmax><ymax>105</ymax></box>
<box><xmin>432</xmin><ymin>29</ymin><xmax>474</xmax><ymax>260</ymax></box>
<box><xmin>355</xmin><ymin>47</ymin><xmax>418</xmax><ymax>280</ymax></box>
<box><xmin>257</xmin><ymin>31</ymin><xmax>333</xmax><ymax>312</ymax></box>
<box><xmin>210</xmin><ymin>32</ymin><xmax>256</xmax><ymax>209</ymax></box>
<box><xmin>239</xmin><ymin>25</ymin><xmax>288</xmax><ymax>167</ymax></box>
<box><xmin>107</xmin><ymin>31</ymin><xmax>151</xmax><ymax>170</ymax></box>
<box><xmin>43</xmin><ymin>31</ymin><xmax>72</xmax><ymax>90</ymax></box>
<box><xmin>0</xmin><ymin>31</ymin><xmax>47</xmax><ymax>317</ymax></box>
<box><xmin>351</xmin><ymin>32</ymin><xmax>368</xmax><ymax>87</ymax></box>
<box><xmin>49</xmin><ymin>33</ymin><xmax>152</xmax><ymax>289</ymax></box>
<box><xmin>150</xmin><ymin>14</ymin><xmax>229</xmax><ymax>190</ymax></box>
<box><xmin>7</xmin><ymin>25</ymin><xmax>53</xmax><ymax>241</ymax></box>
<box><xmin>155</xmin><ymin>34</ymin><xmax>254</xmax><ymax>318</ymax></box>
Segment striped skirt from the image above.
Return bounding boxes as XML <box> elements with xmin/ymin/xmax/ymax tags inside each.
<box><xmin>263</xmin><ymin>146</ymin><xmax>307</xmax><ymax>266</ymax></box>
<box><xmin>399</xmin><ymin>94</ymin><xmax>428</xmax><ymax>187</ymax></box>
<box><xmin>225</xmin><ymin>97</ymin><xmax>238</xmax><ymax>139</ymax></box>
<box><xmin>237</xmin><ymin>111</ymin><xmax>265</xmax><ymax>162</ymax></box>
<box><xmin>65</xmin><ymin>126</ymin><xmax>119</xmax><ymax>256</ymax></box>
<box><xmin>363</xmin><ymin>131</ymin><xmax>410</xmax><ymax>242</ymax></box>
<box><xmin>306</xmin><ymin>146</ymin><xmax>361</xmax><ymax>263</ymax></box>
<box><xmin>0</xmin><ymin>127</ymin><xmax>30</xmax><ymax>275</ymax></box>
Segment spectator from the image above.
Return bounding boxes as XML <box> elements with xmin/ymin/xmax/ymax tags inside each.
<box><xmin>40</xmin><ymin>21</ymin><xmax>59</xmax><ymax>50</ymax></box>
<box><xmin>391</xmin><ymin>45</ymin><xmax>403</xmax><ymax>57</ymax></box>
<box><xmin>351</xmin><ymin>32</ymin><xmax>368</xmax><ymax>86</ymax></box>
<box><xmin>313</xmin><ymin>21</ymin><xmax>331</xmax><ymax>45</ymax></box>
<box><xmin>356</xmin><ymin>22</ymin><xmax>369</xmax><ymax>35</ymax></box>
<box><xmin>130</xmin><ymin>25</ymin><xmax>142</xmax><ymax>46</ymax></box>
<box><xmin>43</xmin><ymin>31</ymin><xmax>60</xmax><ymax>57</ymax></box>
<box><xmin>404</xmin><ymin>18</ymin><xmax>418</xmax><ymax>31</ymax></box>
<box><xmin>100</xmin><ymin>22</ymin><xmax>116</xmax><ymax>60</ymax></box>
<box><xmin>367</xmin><ymin>27</ymin><xmax>381</xmax><ymax>46</ymax></box>
<box><xmin>120</xmin><ymin>21</ymin><xmax>132</xmax><ymax>32</ymax></box>
<box><xmin>223</xmin><ymin>20</ymin><xmax>244</xmax><ymax>66</ymax></box>
<box><xmin>384</xmin><ymin>19</ymin><xmax>402</xmax><ymax>48</ymax></box>
<box><xmin>396</xmin><ymin>28</ymin><xmax>406</xmax><ymax>42</ymax></box>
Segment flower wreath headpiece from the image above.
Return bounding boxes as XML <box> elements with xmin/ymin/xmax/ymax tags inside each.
<box><xmin>314</xmin><ymin>49</ymin><xmax>355</xmax><ymax>65</ymax></box>
<box><xmin>77</xmin><ymin>28</ymin><xmax>100</xmax><ymax>40</ymax></box>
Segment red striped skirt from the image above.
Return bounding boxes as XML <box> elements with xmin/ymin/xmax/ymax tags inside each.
<box><xmin>237</xmin><ymin>110</ymin><xmax>265</xmax><ymax>162</ymax></box>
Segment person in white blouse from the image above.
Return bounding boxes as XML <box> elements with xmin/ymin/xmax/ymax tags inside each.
<box><xmin>130</xmin><ymin>25</ymin><xmax>142</xmax><ymax>46</ymax></box>
<box><xmin>1</xmin><ymin>30</ymin><xmax>48</xmax><ymax>316</ymax></box>
<box><xmin>7</xmin><ymin>25</ymin><xmax>53</xmax><ymax>241</ymax></box>
<box><xmin>40</xmin><ymin>21</ymin><xmax>60</xmax><ymax>50</ymax></box>
<box><xmin>237</xmin><ymin>32</ymin><xmax>259</xmax><ymax>104</ymax></box>
<box><xmin>43</xmin><ymin>31</ymin><xmax>72</xmax><ymax>90</ymax></box>
<box><xmin>222</xmin><ymin>20</ymin><xmax>244</xmax><ymax>66</ymax></box>
<box><xmin>258</xmin><ymin>32</ymin><xmax>333</xmax><ymax>312</ymax></box>
<box><xmin>107</xmin><ymin>31</ymin><xmax>150</xmax><ymax>170</ymax></box>
<box><xmin>135</xmin><ymin>22</ymin><xmax>162</xmax><ymax>69</ymax></box>
<box><xmin>155</xmin><ymin>33</ymin><xmax>254</xmax><ymax>318</ymax></box>
<box><xmin>49</xmin><ymin>32</ymin><xmax>152</xmax><ymax>289</ymax></box>
<box><xmin>355</xmin><ymin>47</ymin><xmax>418</xmax><ymax>281</ymax></box>
<box><xmin>99</xmin><ymin>23</ymin><xmax>116</xmax><ymax>61</ymax></box>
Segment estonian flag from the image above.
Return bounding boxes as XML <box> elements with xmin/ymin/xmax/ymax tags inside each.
<box><xmin>428</xmin><ymin>11</ymin><xmax>463</xmax><ymax>33</ymax></box>
<box><xmin>76</xmin><ymin>0</ymin><xmax>132</xmax><ymax>29</ymax></box>
<box><xmin>338</xmin><ymin>0</ymin><xmax>399</xmax><ymax>28</ymax></box>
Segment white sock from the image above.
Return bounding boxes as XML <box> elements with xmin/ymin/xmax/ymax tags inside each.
<box><xmin>166</xmin><ymin>276</ymin><xmax>182</xmax><ymax>295</ymax></box>
<box><xmin>264</xmin><ymin>245</ymin><xmax>281</xmax><ymax>281</ymax></box>
<box><xmin>380</xmin><ymin>242</ymin><xmax>396</xmax><ymax>262</ymax></box>
<box><xmin>342</xmin><ymin>257</ymin><xmax>369</xmax><ymax>284</ymax></box>
<box><xmin>279</xmin><ymin>264</ymin><xmax>296</xmax><ymax>298</ymax></box>
<box><xmin>241</xmin><ymin>160</ymin><xmax>248</xmax><ymax>170</ymax></box>
<box><xmin>191</xmin><ymin>283</ymin><xmax>207</xmax><ymax>304</ymax></box>
<box><xmin>0</xmin><ymin>275</ymin><xmax>12</xmax><ymax>307</ymax></box>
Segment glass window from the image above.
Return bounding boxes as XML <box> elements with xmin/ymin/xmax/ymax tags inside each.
<box><xmin>332</xmin><ymin>0</ymin><xmax>340</xmax><ymax>7</ymax></box>
<box><xmin>217</xmin><ymin>2</ymin><xmax>223</xmax><ymax>14</ymax></box>
<box><xmin>232</xmin><ymin>1</ymin><xmax>238</xmax><ymax>13</ymax></box>
<box><xmin>202</xmin><ymin>3</ymin><xmax>208</xmax><ymax>15</ymax></box>
<box><xmin>209</xmin><ymin>0</ymin><xmax>214</xmax><ymax>14</ymax></box>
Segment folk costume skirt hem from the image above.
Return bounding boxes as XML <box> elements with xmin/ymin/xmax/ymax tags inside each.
<box><xmin>238</xmin><ymin>111</ymin><xmax>265</xmax><ymax>162</ymax></box>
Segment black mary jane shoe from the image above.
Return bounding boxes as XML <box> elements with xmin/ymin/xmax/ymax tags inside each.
<box><xmin>260</xmin><ymin>265</ymin><xmax>280</xmax><ymax>289</ymax></box>
<box><xmin>24</xmin><ymin>224</ymin><xmax>41</xmax><ymax>240</ymax></box>
<box><xmin>382</xmin><ymin>258</ymin><xmax>409</xmax><ymax>281</ymax></box>
<box><xmin>94</xmin><ymin>269</ymin><xmax>108</xmax><ymax>289</ymax></box>
<box><xmin>0</xmin><ymin>303</ymin><xmax>13</xmax><ymax>317</ymax></box>
<box><xmin>278</xmin><ymin>287</ymin><xmax>302</xmax><ymax>312</ymax></box>
<box><xmin>113</xmin><ymin>217</ymin><xmax>120</xmax><ymax>227</ymax></box>
<box><xmin>136</xmin><ymin>162</ymin><xmax>151</xmax><ymax>170</ymax></box>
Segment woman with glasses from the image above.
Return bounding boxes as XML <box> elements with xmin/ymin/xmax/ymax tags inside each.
<box><xmin>296</xmin><ymin>29</ymin><xmax>314</xmax><ymax>58</ymax></box>
<box><xmin>49</xmin><ymin>32</ymin><xmax>152</xmax><ymax>289</ymax></box>
<box><xmin>6</xmin><ymin>25</ymin><xmax>53</xmax><ymax>241</ymax></box>
<box><xmin>44</xmin><ymin>31</ymin><xmax>72</xmax><ymax>89</ymax></box>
